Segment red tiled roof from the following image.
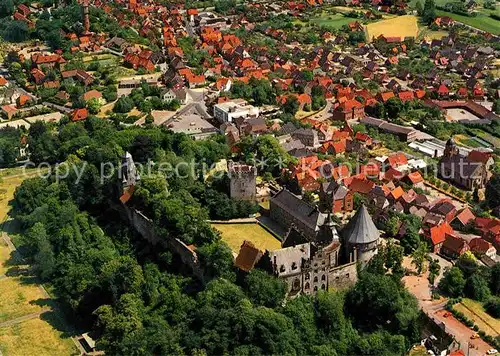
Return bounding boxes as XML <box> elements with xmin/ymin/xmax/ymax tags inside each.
<box><xmin>379</xmin><ymin>91</ymin><xmax>394</xmax><ymax>102</ymax></box>
<box><xmin>469</xmin><ymin>238</ymin><xmax>493</xmax><ymax>254</ymax></box>
<box><xmin>71</xmin><ymin>108</ymin><xmax>88</xmax><ymax>122</ymax></box>
<box><xmin>429</xmin><ymin>221</ymin><xmax>454</xmax><ymax>246</ymax></box>
<box><xmin>387</xmin><ymin>152</ymin><xmax>408</xmax><ymax>168</ymax></box>
<box><xmin>390</xmin><ymin>186</ymin><xmax>404</xmax><ymax>200</ymax></box>
<box><xmin>234</xmin><ymin>240</ymin><xmax>263</xmax><ymax>272</ymax></box>
<box><xmin>467</xmin><ymin>150</ymin><xmax>492</xmax><ymax>164</ymax></box>
<box><xmin>406</xmin><ymin>171</ymin><xmax>423</xmax><ymax>184</ymax></box>
<box><xmin>454</xmin><ymin>207</ymin><xmax>475</xmax><ymax>226</ymax></box>
<box><xmin>348</xmin><ymin>177</ymin><xmax>374</xmax><ymax>194</ymax></box>
<box><xmin>398</xmin><ymin>91</ymin><xmax>414</xmax><ymax>102</ymax></box>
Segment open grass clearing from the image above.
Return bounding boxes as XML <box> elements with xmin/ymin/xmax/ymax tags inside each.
<box><xmin>310</xmin><ymin>13</ymin><xmax>354</xmax><ymax>29</ymax></box>
<box><xmin>435</xmin><ymin>9</ymin><xmax>500</xmax><ymax>34</ymax></box>
<box><xmin>0</xmin><ymin>317</ymin><xmax>78</xmax><ymax>356</ymax></box>
<box><xmin>0</xmin><ymin>277</ymin><xmax>48</xmax><ymax>323</ymax></box>
<box><xmin>365</xmin><ymin>15</ymin><xmax>419</xmax><ymax>42</ymax></box>
<box><xmin>454</xmin><ymin>298</ymin><xmax>500</xmax><ymax>337</ymax></box>
<box><xmin>212</xmin><ymin>223</ymin><xmax>281</xmax><ymax>253</ymax></box>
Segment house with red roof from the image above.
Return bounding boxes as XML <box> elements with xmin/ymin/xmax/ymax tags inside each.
<box><xmin>17</xmin><ymin>95</ymin><xmax>32</xmax><ymax>107</ymax></box>
<box><xmin>457</xmin><ymin>87</ymin><xmax>468</xmax><ymax>98</ymax></box>
<box><xmin>441</xmin><ymin>235</ymin><xmax>469</xmax><ymax>259</ymax></box>
<box><xmin>451</xmin><ymin>207</ymin><xmax>475</xmax><ymax>230</ymax></box>
<box><xmin>1</xmin><ymin>105</ymin><xmax>18</xmax><ymax>120</ymax></box>
<box><xmin>437</xmin><ymin>84</ymin><xmax>449</xmax><ymax>98</ymax></box>
<box><xmin>332</xmin><ymin>99</ymin><xmax>365</xmax><ymax>121</ymax></box>
<box><xmin>398</xmin><ymin>91</ymin><xmax>414</xmax><ymax>102</ymax></box>
<box><xmin>425</xmin><ymin>221</ymin><xmax>455</xmax><ymax>253</ymax></box>
<box><xmin>354</xmin><ymin>132</ymin><xmax>373</xmax><ymax>147</ymax></box>
<box><xmin>30</xmin><ymin>68</ymin><xmax>45</xmax><ymax>84</ymax></box>
<box><xmin>71</xmin><ymin>108</ymin><xmax>88</xmax><ymax>122</ymax></box>
<box><xmin>320</xmin><ymin>140</ymin><xmax>347</xmax><ymax>155</ymax></box>
<box><xmin>403</xmin><ymin>171</ymin><xmax>424</xmax><ymax>188</ymax></box>
<box><xmin>467</xmin><ymin>150</ymin><xmax>494</xmax><ymax>170</ymax></box>
<box><xmin>377</xmin><ymin>91</ymin><xmax>394</xmax><ymax>103</ymax></box>
<box><xmin>469</xmin><ymin>238</ymin><xmax>497</xmax><ymax>259</ymax></box>
<box><xmin>385</xmin><ymin>152</ymin><xmax>408</xmax><ymax>170</ymax></box>
<box><xmin>31</xmin><ymin>53</ymin><xmax>65</xmax><ymax>69</ymax></box>
<box><xmin>347</xmin><ymin>176</ymin><xmax>374</xmax><ymax>194</ymax></box>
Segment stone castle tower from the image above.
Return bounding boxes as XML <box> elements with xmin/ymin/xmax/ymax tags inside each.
<box><xmin>228</xmin><ymin>160</ymin><xmax>257</xmax><ymax>201</ymax></box>
<box><xmin>341</xmin><ymin>205</ymin><xmax>380</xmax><ymax>266</ymax></box>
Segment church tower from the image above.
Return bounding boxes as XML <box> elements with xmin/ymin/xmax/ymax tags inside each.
<box><xmin>444</xmin><ymin>137</ymin><xmax>459</xmax><ymax>158</ymax></box>
<box><xmin>82</xmin><ymin>0</ymin><xmax>91</xmax><ymax>36</ymax></box>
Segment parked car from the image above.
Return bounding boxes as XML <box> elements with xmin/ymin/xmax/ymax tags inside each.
<box><xmin>486</xmin><ymin>349</ymin><xmax>498</xmax><ymax>355</ymax></box>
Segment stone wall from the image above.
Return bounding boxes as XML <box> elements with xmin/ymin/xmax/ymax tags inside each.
<box><xmin>328</xmin><ymin>262</ymin><xmax>358</xmax><ymax>290</ymax></box>
<box><xmin>110</xmin><ymin>200</ymin><xmax>205</xmax><ymax>282</ymax></box>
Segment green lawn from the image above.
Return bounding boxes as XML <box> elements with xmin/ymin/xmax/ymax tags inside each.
<box><xmin>454</xmin><ymin>298</ymin><xmax>500</xmax><ymax>337</ymax></box>
<box><xmin>212</xmin><ymin>223</ymin><xmax>281</xmax><ymax>253</ymax></box>
<box><xmin>435</xmin><ymin>9</ymin><xmax>500</xmax><ymax>34</ymax></box>
<box><xmin>310</xmin><ymin>14</ymin><xmax>355</xmax><ymax>29</ymax></box>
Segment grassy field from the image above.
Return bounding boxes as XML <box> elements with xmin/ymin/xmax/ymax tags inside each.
<box><xmin>436</xmin><ymin>10</ymin><xmax>500</xmax><ymax>35</ymax></box>
<box><xmin>454</xmin><ymin>298</ymin><xmax>500</xmax><ymax>337</ymax></box>
<box><xmin>0</xmin><ymin>168</ymin><xmax>47</xmax><ymax>222</ymax></box>
<box><xmin>212</xmin><ymin>223</ymin><xmax>281</xmax><ymax>253</ymax></box>
<box><xmin>417</xmin><ymin>25</ymin><xmax>449</xmax><ymax>40</ymax></box>
<box><xmin>0</xmin><ymin>277</ymin><xmax>48</xmax><ymax>323</ymax></box>
<box><xmin>309</xmin><ymin>13</ymin><xmax>354</xmax><ymax>29</ymax></box>
<box><xmin>0</xmin><ymin>318</ymin><xmax>78</xmax><ymax>356</ymax></box>
<box><xmin>0</xmin><ymin>168</ymin><xmax>79</xmax><ymax>356</ymax></box>
<box><xmin>365</xmin><ymin>15</ymin><xmax>419</xmax><ymax>42</ymax></box>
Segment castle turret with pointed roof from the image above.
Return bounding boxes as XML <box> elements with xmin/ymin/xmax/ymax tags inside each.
<box><xmin>341</xmin><ymin>204</ymin><xmax>380</xmax><ymax>266</ymax></box>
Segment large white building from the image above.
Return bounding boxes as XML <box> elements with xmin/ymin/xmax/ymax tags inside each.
<box><xmin>213</xmin><ymin>99</ymin><xmax>259</xmax><ymax>123</ymax></box>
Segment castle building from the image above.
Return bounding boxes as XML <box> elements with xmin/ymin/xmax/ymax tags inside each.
<box><xmin>259</xmin><ymin>212</ymin><xmax>358</xmax><ymax>296</ymax></box>
<box><xmin>270</xmin><ymin>189</ymin><xmax>338</xmax><ymax>242</ymax></box>
<box><xmin>228</xmin><ymin>161</ymin><xmax>256</xmax><ymax>201</ymax></box>
<box><xmin>252</xmin><ymin>190</ymin><xmax>381</xmax><ymax>295</ymax></box>
<box><xmin>437</xmin><ymin>138</ymin><xmax>488</xmax><ymax>190</ymax></box>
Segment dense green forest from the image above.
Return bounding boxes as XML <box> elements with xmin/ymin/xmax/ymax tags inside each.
<box><xmin>8</xmin><ymin>117</ymin><xmax>422</xmax><ymax>355</ymax></box>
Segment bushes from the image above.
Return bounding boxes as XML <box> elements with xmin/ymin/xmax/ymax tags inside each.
<box><xmin>484</xmin><ymin>297</ymin><xmax>500</xmax><ymax>318</ymax></box>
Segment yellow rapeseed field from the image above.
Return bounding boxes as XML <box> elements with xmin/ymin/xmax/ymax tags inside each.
<box><xmin>365</xmin><ymin>15</ymin><xmax>419</xmax><ymax>42</ymax></box>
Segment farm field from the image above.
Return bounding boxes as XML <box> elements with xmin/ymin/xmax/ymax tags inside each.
<box><xmin>212</xmin><ymin>223</ymin><xmax>281</xmax><ymax>253</ymax></box>
<box><xmin>435</xmin><ymin>10</ymin><xmax>500</xmax><ymax>35</ymax></box>
<box><xmin>454</xmin><ymin>298</ymin><xmax>500</xmax><ymax>337</ymax></box>
<box><xmin>0</xmin><ymin>318</ymin><xmax>78</xmax><ymax>356</ymax></box>
<box><xmin>365</xmin><ymin>15</ymin><xmax>419</xmax><ymax>42</ymax></box>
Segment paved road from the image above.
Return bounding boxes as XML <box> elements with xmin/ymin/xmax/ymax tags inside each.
<box><xmin>43</xmin><ymin>101</ymin><xmax>72</xmax><ymax>113</ymax></box>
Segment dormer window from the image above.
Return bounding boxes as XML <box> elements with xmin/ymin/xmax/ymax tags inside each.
<box><xmin>291</xmin><ymin>262</ymin><xmax>297</xmax><ymax>270</ymax></box>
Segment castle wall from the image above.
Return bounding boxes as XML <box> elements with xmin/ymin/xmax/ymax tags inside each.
<box><xmin>110</xmin><ymin>200</ymin><xmax>205</xmax><ymax>282</ymax></box>
<box><xmin>328</xmin><ymin>262</ymin><xmax>358</xmax><ymax>290</ymax></box>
